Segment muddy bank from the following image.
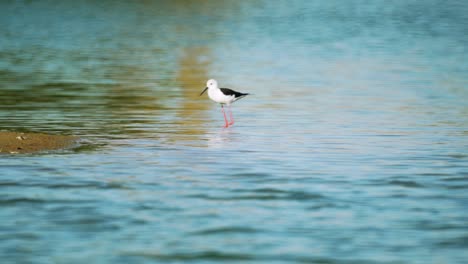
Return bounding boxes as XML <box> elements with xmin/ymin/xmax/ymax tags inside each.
<box><xmin>0</xmin><ymin>132</ymin><xmax>77</xmax><ymax>154</ymax></box>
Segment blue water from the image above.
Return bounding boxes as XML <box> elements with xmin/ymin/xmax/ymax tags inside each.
<box><xmin>1</xmin><ymin>1</ymin><xmax>468</xmax><ymax>263</ymax></box>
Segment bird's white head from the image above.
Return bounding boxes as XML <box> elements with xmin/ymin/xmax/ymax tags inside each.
<box><xmin>206</xmin><ymin>79</ymin><xmax>218</xmax><ymax>89</ymax></box>
<box><xmin>200</xmin><ymin>79</ymin><xmax>218</xmax><ymax>96</ymax></box>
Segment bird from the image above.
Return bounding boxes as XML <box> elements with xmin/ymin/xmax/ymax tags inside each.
<box><xmin>200</xmin><ymin>79</ymin><xmax>249</xmax><ymax>128</ymax></box>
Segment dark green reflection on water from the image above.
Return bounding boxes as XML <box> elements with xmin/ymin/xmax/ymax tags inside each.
<box><xmin>0</xmin><ymin>1</ymin><xmax>244</xmax><ymax>138</ymax></box>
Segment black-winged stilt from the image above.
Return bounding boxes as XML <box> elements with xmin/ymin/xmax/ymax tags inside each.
<box><xmin>200</xmin><ymin>79</ymin><xmax>249</xmax><ymax>128</ymax></box>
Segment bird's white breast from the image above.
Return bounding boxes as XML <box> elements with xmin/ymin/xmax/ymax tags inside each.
<box><xmin>208</xmin><ymin>88</ymin><xmax>234</xmax><ymax>105</ymax></box>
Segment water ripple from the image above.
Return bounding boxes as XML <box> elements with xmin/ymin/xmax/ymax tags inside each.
<box><xmin>386</xmin><ymin>179</ymin><xmax>424</xmax><ymax>188</ymax></box>
<box><xmin>0</xmin><ymin>180</ymin><xmax>130</xmax><ymax>190</ymax></box>
<box><xmin>190</xmin><ymin>226</ymin><xmax>264</xmax><ymax>236</ymax></box>
<box><xmin>0</xmin><ymin>196</ymin><xmax>94</xmax><ymax>205</ymax></box>
<box><xmin>125</xmin><ymin>251</ymin><xmax>258</xmax><ymax>261</ymax></box>
<box><xmin>187</xmin><ymin>189</ymin><xmax>325</xmax><ymax>201</ymax></box>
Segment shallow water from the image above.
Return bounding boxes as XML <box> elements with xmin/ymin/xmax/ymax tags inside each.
<box><xmin>1</xmin><ymin>1</ymin><xmax>468</xmax><ymax>263</ymax></box>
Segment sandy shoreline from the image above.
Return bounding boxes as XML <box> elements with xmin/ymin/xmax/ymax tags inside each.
<box><xmin>0</xmin><ymin>132</ymin><xmax>77</xmax><ymax>154</ymax></box>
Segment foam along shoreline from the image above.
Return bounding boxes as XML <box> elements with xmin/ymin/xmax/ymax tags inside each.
<box><xmin>0</xmin><ymin>132</ymin><xmax>77</xmax><ymax>154</ymax></box>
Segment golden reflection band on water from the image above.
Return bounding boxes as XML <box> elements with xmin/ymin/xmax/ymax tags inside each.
<box><xmin>174</xmin><ymin>46</ymin><xmax>212</xmax><ymax>138</ymax></box>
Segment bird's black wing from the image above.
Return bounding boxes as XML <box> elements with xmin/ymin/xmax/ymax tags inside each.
<box><xmin>220</xmin><ymin>88</ymin><xmax>249</xmax><ymax>98</ymax></box>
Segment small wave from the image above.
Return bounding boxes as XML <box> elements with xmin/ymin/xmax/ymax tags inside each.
<box><xmin>31</xmin><ymin>81</ymin><xmax>88</xmax><ymax>90</ymax></box>
<box><xmin>229</xmin><ymin>174</ymin><xmax>275</xmax><ymax>183</ymax></box>
<box><xmin>0</xmin><ymin>197</ymin><xmax>93</xmax><ymax>205</ymax></box>
<box><xmin>436</xmin><ymin>235</ymin><xmax>468</xmax><ymax>248</ymax></box>
<box><xmin>186</xmin><ymin>189</ymin><xmax>324</xmax><ymax>201</ymax></box>
<box><xmin>0</xmin><ymin>195</ymin><xmax>94</xmax><ymax>205</ymax></box>
<box><xmin>387</xmin><ymin>180</ymin><xmax>423</xmax><ymax>188</ymax></box>
<box><xmin>417</xmin><ymin>172</ymin><xmax>452</xmax><ymax>177</ymax></box>
<box><xmin>0</xmin><ymin>180</ymin><xmax>129</xmax><ymax>190</ymax></box>
<box><xmin>0</xmin><ymin>197</ymin><xmax>46</xmax><ymax>205</ymax></box>
<box><xmin>190</xmin><ymin>226</ymin><xmax>263</xmax><ymax>236</ymax></box>
<box><xmin>57</xmin><ymin>180</ymin><xmax>130</xmax><ymax>190</ymax></box>
<box><xmin>306</xmin><ymin>202</ymin><xmax>347</xmax><ymax>210</ymax></box>
<box><xmin>231</xmin><ymin>172</ymin><xmax>273</xmax><ymax>178</ymax></box>
<box><xmin>0</xmin><ymin>181</ymin><xmax>20</xmax><ymax>187</ymax></box>
<box><xmin>0</xmin><ymin>232</ymin><xmax>40</xmax><ymax>241</ymax></box>
<box><xmin>122</xmin><ymin>251</ymin><xmax>372</xmax><ymax>263</ymax></box>
<box><xmin>443</xmin><ymin>184</ymin><xmax>468</xmax><ymax>190</ymax></box>
<box><xmin>123</xmin><ymin>251</ymin><xmax>255</xmax><ymax>261</ymax></box>
<box><xmin>237</xmin><ymin>188</ymin><xmax>325</xmax><ymax>200</ymax></box>
<box><xmin>441</xmin><ymin>176</ymin><xmax>468</xmax><ymax>182</ymax></box>
<box><xmin>412</xmin><ymin>220</ymin><xmax>466</xmax><ymax>231</ymax></box>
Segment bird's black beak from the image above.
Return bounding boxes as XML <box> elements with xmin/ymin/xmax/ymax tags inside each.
<box><xmin>199</xmin><ymin>87</ymin><xmax>208</xmax><ymax>96</ymax></box>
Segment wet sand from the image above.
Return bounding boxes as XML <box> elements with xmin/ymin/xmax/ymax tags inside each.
<box><xmin>0</xmin><ymin>132</ymin><xmax>77</xmax><ymax>154</ymax></box>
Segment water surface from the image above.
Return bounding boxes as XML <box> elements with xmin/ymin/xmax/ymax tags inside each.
<box><xmin>1</xmin><ymin>1</ymin><xmax>468</xmax><ymax>263</ymax></box>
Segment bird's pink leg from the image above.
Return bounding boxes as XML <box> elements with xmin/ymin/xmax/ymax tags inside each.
<box><xmin>221</xmin><ymin>105</ymin><xmax>229</xmax><ymax>128</ymax></box>
<box><xmin>228</xmin><ymin>105</ymin><xmax>234</xmax><ymax>125</ymax></box>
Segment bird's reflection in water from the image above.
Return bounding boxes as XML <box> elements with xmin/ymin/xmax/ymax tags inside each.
<box><xmin>206</xmin><ymin>128</ymin><xmax>239</xmax><ymax>149</ymax></box>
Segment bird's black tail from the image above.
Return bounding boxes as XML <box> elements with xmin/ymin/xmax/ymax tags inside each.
<box><xmin>235</xmin><ymin>93</ymin><xmax>249</xmax><ymax>101</ymax></box>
